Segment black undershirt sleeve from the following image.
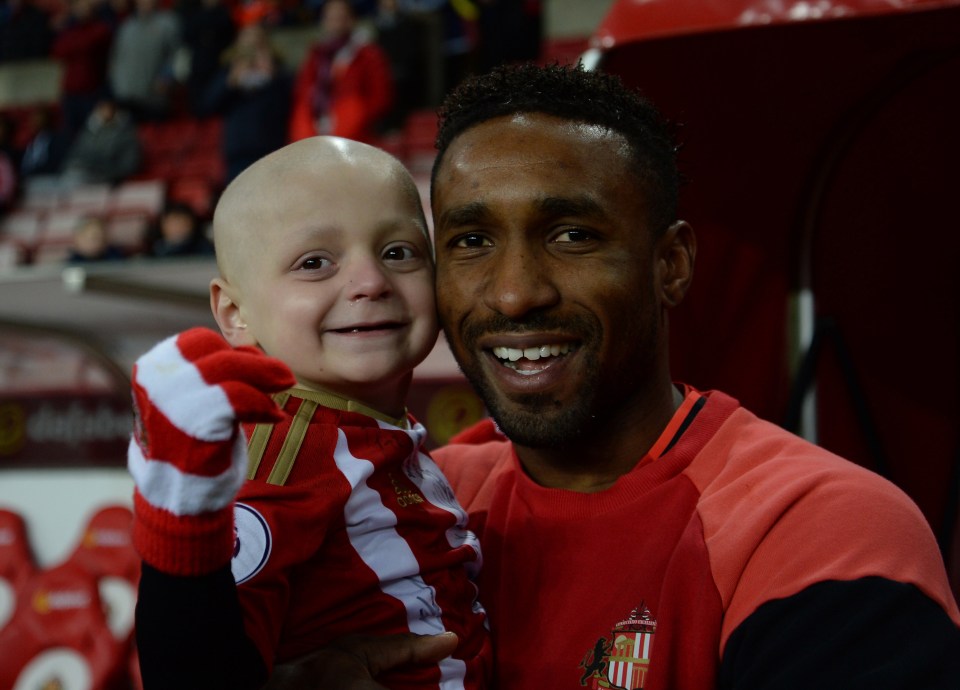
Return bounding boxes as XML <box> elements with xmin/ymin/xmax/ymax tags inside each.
<box><xmin>135</xmin><ymin>562</ymin><xmax>269</xmax><ymax>690</ymax></box>
<box><xmin>719</xmin><ymin>577</ymin><xmax>960</xmax><ymax>689</ymax></box>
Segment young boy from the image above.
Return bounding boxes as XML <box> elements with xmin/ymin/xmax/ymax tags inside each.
<box><xmin>128</xmin><ymin>136</ymin><xmax>490</xmax><ymax>689</ymax></box>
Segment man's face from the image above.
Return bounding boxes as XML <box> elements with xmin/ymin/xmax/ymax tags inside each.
<box><xmin>432</xmin><ymin>113</ymin><xmax>665</xmax><ymax>447</ymax></box>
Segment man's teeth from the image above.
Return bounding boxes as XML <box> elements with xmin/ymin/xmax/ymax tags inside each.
<box><xmin>492</xmin><ymin>343</ymin><xmax>573</xmax><ymax>363</ymax></box>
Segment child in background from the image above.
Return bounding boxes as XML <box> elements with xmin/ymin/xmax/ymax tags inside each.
<box><xmin>67</xmin><ymin>215</ymin><xmax>126</xmax><ymax>263</ymax></box>
<box><xmin>146</xmin><ymin>201</ymin><xmax>214</xmax><ymax>257</ymax></box>
<box><xmin>128</xmin><ymin>136</ymin><xmax>490</xmax><ymax>690</ymax></box>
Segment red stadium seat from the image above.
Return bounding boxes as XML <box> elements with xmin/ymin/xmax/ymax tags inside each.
<box><xmin>0</xmin><ymin>508</ymin><xmax>36</xmax><ymax>633</ymax></box>
<box><xmin>64</xmin><ymin>505</ymin><xmax>140</xmax><ymax>645</ymax></box>
<box><xmin>109</xmin><ymin>180</ymin><xmax>166</xmax><ymax>218</ymax></box>
<box><xmin>168</xmin><ymin>176</ymin><xmax>216</xmax><ymax>218</ymax></box>
<box><xmin>0</xmin><ymin>562</ymin><xmax>126</xmax><ymax>690</ymax></box>
<box><xmin>61</xmin><ymin>185</ymin><xmax>113</xmax><ymax>215</ymax></box>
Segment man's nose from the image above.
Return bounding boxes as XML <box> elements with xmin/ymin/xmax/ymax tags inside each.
<box><xmin>482</xmin><ymin>248</ymin><xmax>560</xmax><ymax>318</ymax></box>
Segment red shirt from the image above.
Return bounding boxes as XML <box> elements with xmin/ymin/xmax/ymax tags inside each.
<box><xmin>434</xmin><ymin>388</ymin><xmax>960</xmax><ymax>689</ymax></box>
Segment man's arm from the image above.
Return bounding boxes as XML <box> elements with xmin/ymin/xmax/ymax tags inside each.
<box><xmin>263</xmin><ymin>632</ymin><xmax>460</xmax><ymax>690</ymax></box>
<box><xmin>719</xmin><ymin>577</ymin><xmax>960</xmax><ymax>689</ymax></box>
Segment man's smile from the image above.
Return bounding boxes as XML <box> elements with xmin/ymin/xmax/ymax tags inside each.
<box><xmin>491</xmin><ymin>343</ymin><xmax>577</xmax><ymax>374</ymax></box>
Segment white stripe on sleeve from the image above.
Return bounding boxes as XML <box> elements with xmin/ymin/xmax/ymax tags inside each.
<box><xmin>127</xmin><ymin>436</ymin><xmax>247</xmax><ymax>515</ymax></box>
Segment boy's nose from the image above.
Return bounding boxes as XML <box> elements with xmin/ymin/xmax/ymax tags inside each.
<box><xmin>344</xmin><ymin>255</ymin><xmax>393</xmax><ymax>301</ymax></box>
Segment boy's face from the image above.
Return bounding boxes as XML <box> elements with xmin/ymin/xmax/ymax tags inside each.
<box><xmin>219</xmin><ymin>155</ymin><xmax>437</xmax><ymax>416</ymax></box>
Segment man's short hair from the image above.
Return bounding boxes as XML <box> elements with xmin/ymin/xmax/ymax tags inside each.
<box><xmin>432</xmin><ymin>63</ymin><xmax>680</xmax><ymax>234</ymax></box>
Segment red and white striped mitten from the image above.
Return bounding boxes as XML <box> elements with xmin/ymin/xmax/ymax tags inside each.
<box><xmin>127</xmin><ymin>327</ymin><xmax>295</xmax><ymax>575</ymax></box>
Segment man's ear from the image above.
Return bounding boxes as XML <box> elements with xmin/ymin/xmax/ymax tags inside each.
<box><xmin>656</xmin><ymin>220</ymin><xmax>696</xmax><ymax>308</ymax></box>
<box><xmin>210</xmin><ymin>277</ymin><xmax>256</xmax><ymax>347</ymax></box>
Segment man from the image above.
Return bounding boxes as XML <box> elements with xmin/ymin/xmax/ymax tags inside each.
<box><xmin>272</xmin><ymin>62</ymin><xmax>960</xmax><ymax>689</ymax></box>
<box><xmin>108</xmin><ymin>0</ymin><xmax>181</xmax><ymax>121</ymax></box>
<box><xmin>60</xmin><ymin>97</ymin><xmax>142</xmax><ymax>185</ymax></box>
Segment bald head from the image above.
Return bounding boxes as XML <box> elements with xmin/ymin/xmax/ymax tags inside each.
<box><xmin>213</xmin><ymin>136</ymin><xmax>425</xmax><ymax>286</ymax></box>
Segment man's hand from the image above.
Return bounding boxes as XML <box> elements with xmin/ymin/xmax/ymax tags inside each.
<box><xmin>264</xmin><ymin>632</ymin><xmax>460</xmax><ymax>690</ymax></box>
<box><xmin>128</xmin><ymin>327</ymin><xmax>295</xmax><ymax>575</ymax></box>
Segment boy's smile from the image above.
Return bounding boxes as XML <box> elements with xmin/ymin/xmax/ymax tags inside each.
<box><xmin>211</xmin><ymin>138</ymin><xmax>438</xmax><ymax>418</ymax></box>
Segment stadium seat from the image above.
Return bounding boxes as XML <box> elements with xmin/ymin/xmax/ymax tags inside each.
<box><xmin>105</xmin><ymin>211</ymin><xmax>150</xmax><ymax>252</ymax></box>
<box><xmin>0</xmin><ymin>508</ymin><xmax>36</xmax><ymax>632</ymax></box>
<box><xmin>0</xmin><ymin>239</ymin><xmax>24</xmax><ymax>269</ymax></box>
<box><xmin>401</xmin><ymin>109</ymin><xmax>439</xmax><ymax>175</ymax></box>
<box><xmin>0</xmin><ymin>209</ymin><xmax>44</xmax><ymax>245</ymax></box>
<box><xmin>168</xmin><ymin>175</ymin><xmax>216</xmax><ymax>218</ymax></box>
<box><xmin>61</xmin><ymin>184</ymin><xmax>113</xmax><ymax>215</ymax></box>
<box><xmin>18</xmin><ymin>176</ymin><xmax>64</xmax><ymax>212</ymax></box>
<box><xmin>41</xmin><ymin>208</ymin><xmax>86</xmax><ymax>244</ymax></box>
<box><xmin>64</xmin><ymin>505</ymin><xmax>140</xmax><ymax>644</ymax></box>
<box><xmin>109</xmin><ymin>180</ymin><xmax>166</xmax><ymax>218</ymax></box>
<box><xmin>0</xmin><ymin>561</ymin><xmax>126</xmax><ymax>690</ymax></box>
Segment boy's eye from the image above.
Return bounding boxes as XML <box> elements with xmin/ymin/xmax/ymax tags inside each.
<box><xmin>383</xmin><ymin>245</ymin><xmax>416</xmax><ymax>261</ymax></box>
<box><xmin>383</xmin><ymin>242</ymin><xmax>423</xmax><ymax>261</ymax></box>
<box><xmin>298</xmin><ymin>255</ymin><xmax>332</xmax><ymax>271</ymax></box>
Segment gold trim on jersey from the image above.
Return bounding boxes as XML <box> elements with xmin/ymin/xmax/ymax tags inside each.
<box><xmin>291</xmin><ymin>387</ymin><xmax>408</xmax><ymax>429</ymax></box>
<box><xmin>246</xmin><ymin>391</ymin><xmax>291</xmax><ymax>480</ymax></box>
<box><xmin>245</xmin><ymin>388</ymin><xmax>409</xmax><ymax>485</ymax></box>
<box><xmin>266</xmin><ymin>397</ymin><xmax>317</xmax><ymax>486</ymax></box>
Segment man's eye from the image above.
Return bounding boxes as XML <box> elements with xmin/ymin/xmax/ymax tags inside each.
<box><xmin>554</xmin><ymin>228</ymin><xmax>593</xmax><ymax>243</ymax></box>
<box><xmin>454</xmin><ymin>233</ymin><xmax>492</xmax><ymax>248</ymax></box>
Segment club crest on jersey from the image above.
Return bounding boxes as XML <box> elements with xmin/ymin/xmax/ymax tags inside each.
<box><xmin>231</xmin><ymin>503</ymin><xmax>271</xmax><ymax>585</ymax></box>
<box><xmin>579</xmin><ymin>602</ymin><xmax>657</xmax><ymax>690</ymax></box>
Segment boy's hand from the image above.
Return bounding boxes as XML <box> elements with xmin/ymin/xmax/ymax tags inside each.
<box><xmin>128</xmin><ymin>327</ymin><xmax>295</xmax><ymax>575</ymax></box>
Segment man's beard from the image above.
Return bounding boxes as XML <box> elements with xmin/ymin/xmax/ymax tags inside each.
<box><xmin>465</xmin><ymin>362</ymin><xmax>602</xmax><ymax>448</ymax></box>
<box><xmin>444</xmin><ymin>312</ymin><xmax>604</xmax><ymax>449</ymax></box>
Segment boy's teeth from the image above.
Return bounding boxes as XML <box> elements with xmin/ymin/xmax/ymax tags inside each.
<box><xmin>492</xmin><ymin>344</ymin><xmax>572</xmax><ymax>363</ymax></box>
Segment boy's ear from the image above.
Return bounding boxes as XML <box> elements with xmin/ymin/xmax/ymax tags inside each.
<box><xmin>210</xmin><ymin>277</ymin><xmax>256</xmax><ymax>347</ymax></box>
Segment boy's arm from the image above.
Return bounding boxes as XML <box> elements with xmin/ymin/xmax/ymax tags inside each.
<box><xmin>137</xmin><ymin>563</ymin><xmax>269</xmax><ymax>689</ymax></box>
<box><xmin>128</xmin><ymin>328</ymin><xmax>295</xmax><ymax>688</ymax></box>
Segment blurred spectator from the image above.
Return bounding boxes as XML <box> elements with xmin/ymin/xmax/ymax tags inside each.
<box><xmin>51</xmin><ymin>0</ymin><xmax>115</xmax><ymax>139</ymax></box>
<box><xmin>305</xmin><ymin>0</ymin><xmax>378</xmax><ymax>20</ymax></box>
<box><xmin>374</xmin><ymin>0</ymin><xmax>424</xmax><ymax>131</ymax></box>
<box><xmin>201</xmin><ymin>23</ymin><xmax>291</xmax><ymax>182</ymax></box>
<box><xmin>108</xmin><ymin>0</ymin><xmax>182</xmax><ymax>121</ymax></box>
<box><xmin>177</xmin><ymin>0</ymin><xmax>237</xmax><ymax>117</ymax></box>
<box><xmin>402</xmin><ymin>0</ymin><xmax>476</xmax><ymax>94</ymax></box>
<box><xmin>146</xmin><ymin>201</ymin><xmax>214</xmax><ymax>257</ymax></box>
<box><xmin>61</xmin><ymin>97</ymin><xmax>141</xmax><ymax>185</ymax></box>
<box><xmin>0</xmin><ymin>111</ymin><xmax>20</xmax><ymax>164</ymax></box>
<box><xmin>289</xmin><ymin>0</ymin><xmax>394</xmax><ymax>143</ymax></box>
<box><xmin>231</xmin><ymin>0</ymin><xmax>285</xmax><ymax>28</ymax></box>
<box><xmin>99</xmin><ymin>0</ymin><xmax>132</xmax><ymax>26</ymax></box>
<box><xmin>67</xmin><ymin>215</ymin><xmax>126</xmax><ymax>263</ymax></box>
<box><xmin>0</xmin><ymin>0</ymin><xmax>54</xmax><ymax>62</ymax></box>
<box><xmin>0</xmin><ymin>113</ymin><xmax>18</xmax><ymax>212</ymax></box>
<box><xmin>19</xmin><ymin>106</ymin><xmax>69</xmax><ymax>179</ymax></box>
<box><xmin>475</xmin><ymin>0</ymin><xmax>541</xmax><ymax>72</ymax></box>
